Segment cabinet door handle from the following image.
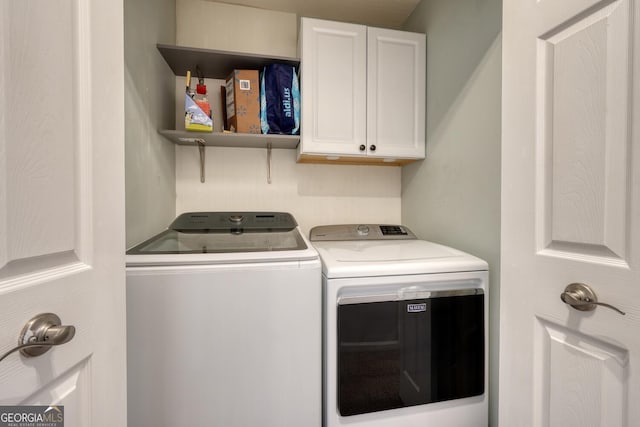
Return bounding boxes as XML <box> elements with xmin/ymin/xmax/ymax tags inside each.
<box><xmin>370</xmin><ymin>145</ymin><xmax>376</xmax><ymax>151</ymax></box>
<box><xmin>359</xmin><ymin>144</ymin><xmax>366</xmax><ymax>151</ymax></box>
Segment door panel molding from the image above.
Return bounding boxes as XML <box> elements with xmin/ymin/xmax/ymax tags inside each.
<box><xmin>20</xmin><ymin>358</ymin><xmax>91</xmax><ymax>426</ymax></box>
<box><xmin>534</xmin><ymin>317</ymin><xmax>628</xmax><ymax>427</ymax></box>
<box><xmin>0</xmin><ymin>252</ymin><xmax>89</xmax><ymax>294</ymax></box>
<box><xmin>535</xmin><ymin>0</ymin><xmax>632</xmax><ymax>265</ymax></box>
<box><xmin>0</xmin><ymin>0</ymin><xmax>94</xmax><ymax>281</ymax></box>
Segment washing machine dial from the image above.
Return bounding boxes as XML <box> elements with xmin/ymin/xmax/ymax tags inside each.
<box><xmin>356</xmin><ymin>225</ymin><xmax>370</xmax><ymax>236</ymax></box>
<box><xmin>229</xmin><ymin>215</ymin><xmax>244</xmax><ymax>224</ymax></box>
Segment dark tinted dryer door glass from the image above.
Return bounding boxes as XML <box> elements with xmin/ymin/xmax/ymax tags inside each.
<box><xmin>337</xmin><ymin>292</ymin><xmax>484</xmax><ymax>416</ymax></box>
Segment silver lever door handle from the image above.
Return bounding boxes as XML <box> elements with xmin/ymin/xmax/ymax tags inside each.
<box><xmin>560</xmin><ymin>283</ymin><xmax>625</xmax><ymax>315</ymax></box>
<box><xmin>0</xmin><ymin>313</ymin><xmax>76</xmax><ymax>363</ymax></box>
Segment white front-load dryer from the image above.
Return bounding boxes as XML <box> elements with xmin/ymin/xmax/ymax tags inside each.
<box><xmin>310</xmin><ymin>224</ymin><xmax>488</xmax><ymax>427</ymax></box>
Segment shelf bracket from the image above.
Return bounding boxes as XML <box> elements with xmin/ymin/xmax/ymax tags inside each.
<box><xmin>197</xmin><ymin>140</ymin><xmax>206</xmax><ymax>183</ymax></box>
<box><xmin>267</xmin><ymin>142</ymin><xmax>272</xmax><ymax>184</ymax></box>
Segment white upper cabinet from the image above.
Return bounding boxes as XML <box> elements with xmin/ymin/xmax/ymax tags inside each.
<box><xmin>367</xmin><ymin>27</ymin><xmax>425</xmax><ymax>160</ymax></box>
<box><xmin>298</xmin><ymin>18</ymin><xmax>426</xmax><ymax>165</ymax></box>
<box><xmin>299</xmin><ymin>18</ymin><xmax>368</xmax><ymax>157</ymax></box>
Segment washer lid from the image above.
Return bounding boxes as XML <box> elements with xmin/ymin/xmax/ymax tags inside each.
<box><xmin>312</xmin><ymin>239</ymin><xmax>488</xmax><ymax>278</ymax></box>
<box><xmin>126</xmin><ymin>212</ymin><xmax>309</xmax><ymax>257</ymax></box>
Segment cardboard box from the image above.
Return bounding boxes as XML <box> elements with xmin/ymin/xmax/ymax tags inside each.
<box><xmin>225</xmin><ymin>70</ymin><xmax>261</xmax><ymax>134</ymax></box>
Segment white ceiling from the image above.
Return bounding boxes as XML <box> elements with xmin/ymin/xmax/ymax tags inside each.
<box><xmin>216</xmin><ymin>0</ymin><xmax>421</xmax><ymax>29</ymax></box>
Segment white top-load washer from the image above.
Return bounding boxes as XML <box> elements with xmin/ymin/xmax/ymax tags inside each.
<box><xmin>310</xmin><ymin>224</ymin><xmax>488</xmax><ymax>427</ymax></box>
<box><xmin>126</xmin><ymin>212</ymin><xmax>321</xmax><ymax>427</ymax></box>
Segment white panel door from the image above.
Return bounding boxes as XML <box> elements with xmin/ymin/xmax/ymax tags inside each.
<box><xmin>367</xmin><ymin>27</ymin><xmax>425</xmax><ymax>160</ymax></box>
<box><xmin>299</xmin><ymin>18</ymin><xmax>367</xmax><ymax>156</ymax></box>
<box><xmin>0</xmin><ymin>0</ymin><xmax>126</xmax><ymax>425</ymax></box>
<box><xmin>501</xmin><ymin>0</ymin><xmax>640</xmax><ymax>426</ymax></box>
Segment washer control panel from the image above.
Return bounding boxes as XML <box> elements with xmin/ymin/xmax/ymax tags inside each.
<box><xmin>309</xmin><ymin>224</ymin><xmax>416</xmax><ymax>241</ymax></box>
<box><xmin>170</xmin><ymin>212</ymin><xmax>298</xmax><ymax>233</ymax></box>
<box><xmin>356</xmin><ymin>225</ymin><xmax>370</xmax><ymax>236</ymax></box>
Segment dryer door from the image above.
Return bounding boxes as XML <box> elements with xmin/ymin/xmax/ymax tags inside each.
<box><xmin>337</xmin><ymin>288</ymin><xmax>484</xmax><ymax>416</ymax></box>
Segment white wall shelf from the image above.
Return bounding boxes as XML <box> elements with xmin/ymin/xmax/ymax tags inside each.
<box><xmin>159</xmin><ymin>130</ymin><xmax>299</xmax><ymax>149</ymax></box>
<box><xmin>157</xmin><ymin>44</ymin><xmax>299</xmax><ymax>79</ymax></box>
<box><xmin>157</xmin><ymin>44</ymin><xmax>301</xmax><ymax>183</ymax></box>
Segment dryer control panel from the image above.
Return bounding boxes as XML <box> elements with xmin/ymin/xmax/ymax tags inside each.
<box><xmin>309</xmin><ymin>224</ymin><xmax>417</xmax><ymax>241</ymax></box>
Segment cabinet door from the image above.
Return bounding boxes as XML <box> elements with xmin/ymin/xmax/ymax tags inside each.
<box><xmin>367</xmin><ymin>27</ymin><xmax>425</xmax><ymax>159</ymax></box>
<box><xmin>299</xmin><ymin>18</ymin><xmax>367</xmax><ymax>156</ymax></box>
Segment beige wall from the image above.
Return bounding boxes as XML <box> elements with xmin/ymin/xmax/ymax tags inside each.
<box><xmin>176</xmin><ymin>146</ymin><xmax>401</xmax><ymax>236</ymax></box>
<box><xmin>176</xmin><ymin>0</ymin><xmax>298</xmax><ymax>57</ymax></box>
<box><xmin>174</xmin><ymin>0</ymin><xmax>402</xmax><ymax>235</ymax></box>
<box><xmin>401</xmin><ymin>0</ymin><xmax>502</xmax><ymax>425</ymax></box>
<box><xmin>124</xmin><ymin>0</ymin><xmax>177</xmax><ymax>248</ymax></box>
